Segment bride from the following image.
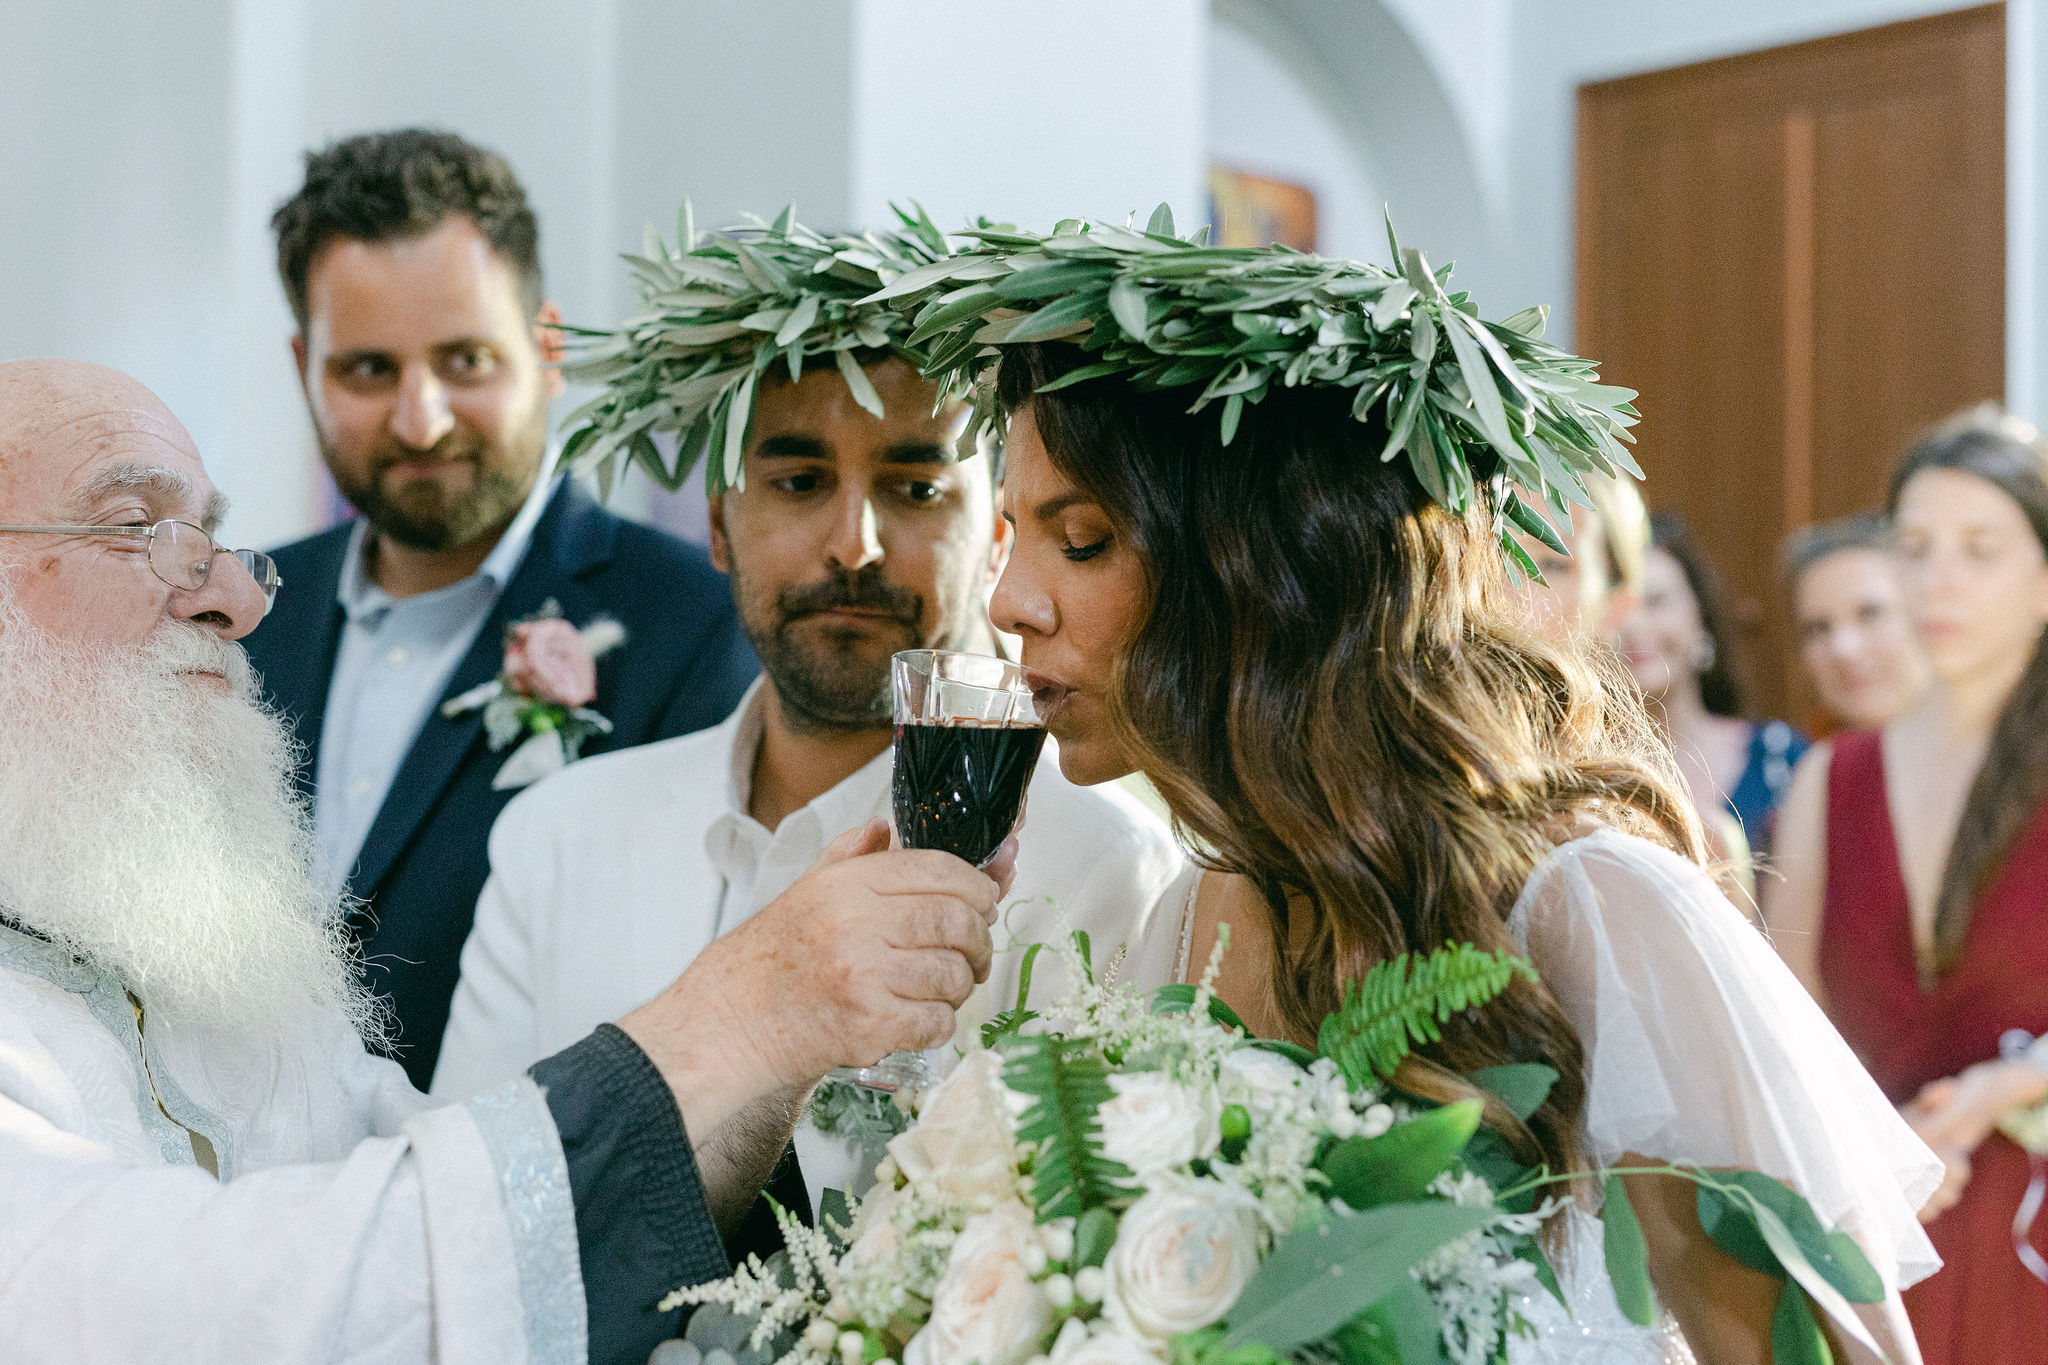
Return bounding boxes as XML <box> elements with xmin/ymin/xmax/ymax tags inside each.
<box><xmin>929</xmin><ymin>286</ymin><xmax>1942</xmax><ymax>1359</ymax></box>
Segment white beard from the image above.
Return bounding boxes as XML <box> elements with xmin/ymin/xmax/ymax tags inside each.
<box><xmin>0</xmin><ymin>593</ymin><xmax>378</xmax><ymax>1045</ymax></box>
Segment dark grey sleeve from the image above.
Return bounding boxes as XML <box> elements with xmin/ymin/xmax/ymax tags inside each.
<box><xmin>532</xmin><ymin>1023</ymin><xmax>729</xmax><ymax>1364</ymax></box>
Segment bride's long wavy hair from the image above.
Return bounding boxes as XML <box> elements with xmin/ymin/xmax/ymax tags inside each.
<box><xmin>997</xmin><ymin>345</ymin><xmax>1705</xmax><ymax>1171</ymax></box>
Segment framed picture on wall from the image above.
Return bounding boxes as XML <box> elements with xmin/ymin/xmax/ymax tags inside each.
<box><xmin>1207</xmin><ymin>166</ymin><xmax>1318</xmax><ymax>252</ymax></box>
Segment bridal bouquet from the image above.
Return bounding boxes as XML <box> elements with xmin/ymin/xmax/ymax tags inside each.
<box><xmin>670</xmin><ymin>933</ymin><xmax>1890</xmax><ymax>1365</ymax></box>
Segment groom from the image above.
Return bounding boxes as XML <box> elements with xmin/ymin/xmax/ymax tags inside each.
<box><xmin>431</xmin><ymin>341</ymin><xmax>1183</xmax><ymax>1207</ymax></box>
<box><xmin>248</xmin><ymin>130</ymin><xmax>757</xmax><ymax>1087</ymax></box>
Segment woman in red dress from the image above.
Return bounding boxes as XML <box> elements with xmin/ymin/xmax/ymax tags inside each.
<box><xmin>1772</xmin><ymin>406</ymin><xmax>2048</xmax><ymax>1363</ymax></box>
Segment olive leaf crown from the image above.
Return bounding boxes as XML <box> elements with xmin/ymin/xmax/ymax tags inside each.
<box><xmin>556</xmin><ymin>202</ymin><xmax>971</xmax><ymax>499</ymax></box>
<box><xmin>862</xmin><ymin>205</ymin><xmax>1642</xmax><ymax>575</ymax></box>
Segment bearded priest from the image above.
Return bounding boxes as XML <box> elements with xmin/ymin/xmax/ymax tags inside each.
<box><xmin>0</xmin><ymin>358</ymin><xmax>1008</xmax><ymax>1363</ymax></box>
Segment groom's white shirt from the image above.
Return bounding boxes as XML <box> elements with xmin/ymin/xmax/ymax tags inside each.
<box><xmin>433</xmin><ymin>679</ymin><xmax>1184</xmax><ymax>1206</ymax></box>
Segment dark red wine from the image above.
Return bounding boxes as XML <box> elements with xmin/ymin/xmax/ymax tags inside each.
<box><xmin>892</xmin><ymin>721</ymin><xmax>1048</xmax><ymax>866</ymax></box>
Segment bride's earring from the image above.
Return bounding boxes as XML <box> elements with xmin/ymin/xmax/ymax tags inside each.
<box><xmin>1692</xmin><ymin>635</ymin><xmax>1717</xmax><ymax>672</ymax></box>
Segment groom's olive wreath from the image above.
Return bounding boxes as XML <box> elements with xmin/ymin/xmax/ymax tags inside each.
<box><xmin>555</xmin><ymin>202</ymin><xmax>972</xmax><ymax>501</ymax></box>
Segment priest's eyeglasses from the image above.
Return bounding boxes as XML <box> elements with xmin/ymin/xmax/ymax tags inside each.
<box><xmin>0</xmin><ymin>521</ymin><xmax>282</xmax><ymax>615</ymax></box>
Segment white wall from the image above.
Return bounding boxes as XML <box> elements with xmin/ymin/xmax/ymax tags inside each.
<box><xmin>1</xmin><ymin>0</ymin><xmax>1208</xmax><ymax>550</ymax></box>
<box><xmin>849</xmin><ymin>0</ymin><xmax>1207</xmax><ymax>237</ymax></box>
<box><xmin>0</xmin><ymin>2</ymin><xmax>255</xmax><ymax>520</ymax></box>
<box><xmin>8</xmin><ymin>0</ymin><xmax>2033</xmax><ymax>549</ymax></box>
<box><xmin>1206</xmin><ymin>18</ymin><xmax>1383</xmax><ymax>262</ymax></box>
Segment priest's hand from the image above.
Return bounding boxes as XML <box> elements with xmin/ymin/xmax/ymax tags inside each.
<box><xmin>617</xmin><ymin>816</ymin><xmax>1002</xmax><ymax>1142</ymax></box>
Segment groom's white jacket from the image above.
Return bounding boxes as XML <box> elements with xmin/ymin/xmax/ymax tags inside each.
<box><xmin>433</xmin><ymin>680</ymin><xmax>1186</xmax><ymax>1207</ymax></box>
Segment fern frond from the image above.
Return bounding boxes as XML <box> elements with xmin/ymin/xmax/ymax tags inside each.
<box><xmin>1002</xmin><ymin>1034</ymin><xmax>1133</xmax><ymax>1222</ymax></box>
<box><xmin>1317</xmin><ymin>944</ymin><xmax>1539</xmax><ymax>1089</ymax></box>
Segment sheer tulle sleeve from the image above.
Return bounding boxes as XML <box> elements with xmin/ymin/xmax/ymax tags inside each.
<box><xmin>1509</xmin><ymin>829</ymin><xmax>1943</xmax><ymax>1295</ymax></box>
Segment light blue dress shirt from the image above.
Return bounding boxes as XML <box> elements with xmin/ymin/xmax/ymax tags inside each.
<box><xmin>313</xmin><ymin>473</ymin><xmax>559</xmax><ymax>895</ymax></box>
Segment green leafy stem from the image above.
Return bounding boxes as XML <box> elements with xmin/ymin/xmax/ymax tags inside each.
<box><xmin>1499</xmin><ymin>1163</ymin><xmax>1888</xmax><ymax>1365</ymax></box>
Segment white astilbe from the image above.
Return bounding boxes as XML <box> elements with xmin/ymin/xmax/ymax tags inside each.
<box><xmin>837</xmin><ymin>1208</ymin><xmax>963</xmax><ymax>1327</ymax></box>
<box><xmin>660</xmin><ymin>1205</ymin><xmax>839</xmax><ymax>1364</ymax></box>
<box><xmin>1414</xmin><ymin>1171</ymin><xmax>1567</xmax><ymax>1365</ymax></box>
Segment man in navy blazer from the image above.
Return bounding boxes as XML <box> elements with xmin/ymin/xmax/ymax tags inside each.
<box><xmin>247</xmin><ymin>130</ymin><xmax>756</xmax><ymax>1089</ymax></box>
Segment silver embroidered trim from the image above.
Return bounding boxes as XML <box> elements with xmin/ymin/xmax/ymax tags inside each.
<box><xmin>0</xmin><ymin>920</ymin><xmax>95</xmax><ymax>990</ymax></box>
<box><xmin>0</xmin><ymin>922</ymin><xmax>207</xmax><ymax>1170</ymax></box>
<box><xmin>138</xmin><ymin>1031</ymin><xmax>237</xmax><ymax>1180</ymax></box>
<box><xmin>468</xmin><ymin>1076</ymin><xmax>587</xmax><ymax>1365</ymax></box>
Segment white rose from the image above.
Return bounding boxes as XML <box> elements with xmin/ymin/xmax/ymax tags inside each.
<box><xmin>889</xmin><ymin>1050</ymin><xmax>1023</xmax><ymax>1206</ymax></box>
<box><xmin>1049</xmin><ymin>1323</ymin><xmax>1163</xmax><ymax>1365</ymax></box>
<box><xmin>1104</xmin><ymin>1186</ymin><xmax>1261</xmax><ymax>1340</ymax></box>
<box><xmin>1096</xmin><ymin>1073</ymin><xmax>1219</xmax><ymax>1179</ymax></box>
<box><xmin>845</xmin><ymin>1180</ymin><xmax>905</xmax><ymax>1268</ymax></box>
<box><xmin>904</xmin><ymin>1202</ymin><xmax>1053</xmax><ymax>1365</ymax></box>
<box><xmin>1220</xmin><ymin>1049</ymin><xmax>1303</xmax><ymax>1109</ymax></box>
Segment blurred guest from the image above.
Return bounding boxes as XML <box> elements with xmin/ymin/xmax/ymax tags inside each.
<box><xmin>1622</xmin><ymin>514</ymin><xmax>1808</xmax><ymax>852</ymax></box>
<box><xmin>245</xmin><ymin>130</ymin><xmax>756</xmax><ymax>1088</ymax></box>
<box><xmin>1785</xmin><ymin>514</ymin><xmax>1930</xmax><ymax>734</ymax></box>
<box><xmin>1771</xmin><ymin>406</ymin><xmax>2048</xmax><ymax>1365</ymax></box>
<box><xmin>1512</xmin><ymin>470</ymin><xmax>1649</xmax><ymax>645</ymax></box>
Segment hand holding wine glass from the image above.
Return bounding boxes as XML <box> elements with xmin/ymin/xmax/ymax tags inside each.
<box><xmin>617</xmin><ymin>816</ymin><xmax>1006</xmax><ymax>1138</ymax></box>
<box><xmin>840</xmin><ymin>649</ymin><xmax>1047</xmax><ymax>1091</ymax></box>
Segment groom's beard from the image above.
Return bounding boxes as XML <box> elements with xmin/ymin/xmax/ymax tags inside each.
<box><xmin>0</xmin><ymin>593</ymin><xmax>378</xmax><ymax>1045</ymax></box>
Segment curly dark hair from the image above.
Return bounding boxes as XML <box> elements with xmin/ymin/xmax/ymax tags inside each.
<box><xmin>995</xmin><ymin>342</ymin><xmax>1705</xmax><ymax>1178</ymax></box>
<box><xmin>271</xmin><ymin>128</ymin><xmax>542</xmax><ymax>329</ymax></box>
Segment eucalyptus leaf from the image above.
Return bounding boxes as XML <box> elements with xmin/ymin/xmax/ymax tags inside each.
<box><xmin>1149</xmin><ymin>982</ymin><xmax>1246</xmax><ymax>1032</ymax></box>
<box><xmin>1771</xmin><ymin>1284</ymin><xmax>1834</xmax><ymax>1365</ymax></box>
<box><xmin>1072</xmin><ymin>1205</ymin><xmax>1117</xmax><ymax>1268</ymax></box>
<box><xmin>1695</xmin><ymin>1171</ymin><xmax>1885</xmax><ymax>1305</ymax></box>
<box><xmin>1221</xmin><ymin>1201</ymin><xmax>1498</xmax><ymax>1352</ymax></box>
<box><xmin>1337</xmin><ymin>1274</ymin><xmax>1447</xmax><ymax>1365</ymax></box>
<box><xmin>1466</xmin><ymin>1063</ymin><xmax>1558</xmax><ymax>1122</ymax></box>
<box><xmin>1731</xmin><ymin>1192</ymin><xmax>1886</xmax><ymax>1359</ymax></box>
<box><xmin>1318</xmin><ymin>1099</ymin><xmax>1482</xmax><ymax>1210</ymax></box>
<box><xmin>1601</xmin><ymin>1174</ymin><xmax>1657</xmax><ymax>1327</ymax></box>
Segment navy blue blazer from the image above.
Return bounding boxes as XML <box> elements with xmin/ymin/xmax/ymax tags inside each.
<box><xmin>244</xmin><ymin>483</ymin><xmax>758</xmax><ymax>1089</ymax></box>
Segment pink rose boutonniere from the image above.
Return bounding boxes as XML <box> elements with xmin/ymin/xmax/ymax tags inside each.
<box><xmin>442</xmin><ymin>599</ymin><xmax>628</xmax><ymax>790</ymax></box>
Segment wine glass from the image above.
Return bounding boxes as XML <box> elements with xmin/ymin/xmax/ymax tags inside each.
<box><xmin>840</xmin><ymin>650</ymin><xmax>1047</xmax><ymax>1093</ymax></box>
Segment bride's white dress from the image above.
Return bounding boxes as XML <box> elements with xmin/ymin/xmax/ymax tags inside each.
<box><xmin>1118</xmin><ymin>827</ymin><xmax>1943</xmax><ymax>1364</ymax></box>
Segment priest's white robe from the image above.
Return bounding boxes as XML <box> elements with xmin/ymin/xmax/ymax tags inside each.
<box><xmin>0</xmin><ymin>920</ymin><xmax>586</xmax><ymax>1364</ymax></box>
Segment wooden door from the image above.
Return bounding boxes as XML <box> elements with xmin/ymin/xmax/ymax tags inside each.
<box><xmin>1576</xmin><ymin>5</ymin><xmax>2004</xmax><ymax>722</ymax></box>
